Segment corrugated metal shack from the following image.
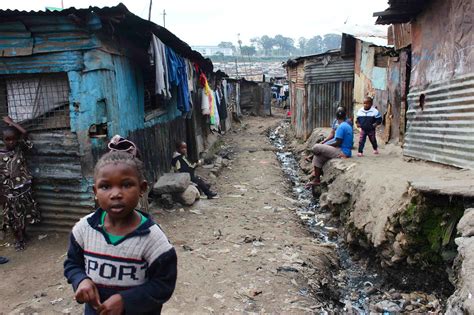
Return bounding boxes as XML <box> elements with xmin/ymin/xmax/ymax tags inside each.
<box><xmin>0</xmin><ymin>4</ymin><xmax>225</xmax><ymax>232</ymax></box>
<box><xmin>286</xmin><ymin>50</ymin><xmax>355</xmax><ymax>139</ymax></box>
<box><xmin>375</xmin><ymin>0</ymin><xmax>474</xmax><ymax>169</ymax></box>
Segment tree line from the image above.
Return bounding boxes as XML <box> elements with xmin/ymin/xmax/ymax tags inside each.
<box><xmin>217</xmin><ymin>34</ymin><xmax>342</xmax><ymax>57</ymax></box>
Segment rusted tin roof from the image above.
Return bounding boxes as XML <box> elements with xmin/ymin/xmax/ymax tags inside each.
<box><xmin>373</xmin><ymin>0</ymin><xmax>430</xmax><ymax>25</ymax></box>
<box><xmin>0</xmin><ymin>3</ymin><xmax>213</xmax><ymax>72</ymax></box>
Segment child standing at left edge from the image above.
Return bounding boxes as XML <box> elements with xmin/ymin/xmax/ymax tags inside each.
<box><xmin>64</xmin><ymin>139</ymin><xmax>177</xmax><ymax>315</ymax></box>
<box><xmin>0</xmin><ymin>116</ymin><xmax>40</xmax><ymax>251</ymax></box>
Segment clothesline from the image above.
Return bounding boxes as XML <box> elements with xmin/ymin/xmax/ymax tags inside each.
<box><xmin>149</xmin><ymin>34</ymin><xmax>229</xmax><ymax>130</ymax></box>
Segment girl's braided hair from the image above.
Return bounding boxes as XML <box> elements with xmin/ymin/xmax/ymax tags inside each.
<box><xmin>94</xmin><ymin>135</ymin><xmax>145</xmax><ymax>182</ymax></box>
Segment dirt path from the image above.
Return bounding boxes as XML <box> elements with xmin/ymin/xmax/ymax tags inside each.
<box><xmin>1</xmin><ymin>114</ymin><xmax>335</xmax><ymax>314</ymax></box>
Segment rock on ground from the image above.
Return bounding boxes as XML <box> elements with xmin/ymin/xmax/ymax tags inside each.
<box><xmin>446</xmin><ymin>208</ymin><xmax>474</xmax><ymax>314</ymax></box>
<box><xmin>176</xmin><ymin>185</ymin><xmax>200</xmax><ymax>206</ymax></box>
<box><xmin>153</xmin><ymin>173</ymin><xmax>191</xmax><ymax>194</ymax></box>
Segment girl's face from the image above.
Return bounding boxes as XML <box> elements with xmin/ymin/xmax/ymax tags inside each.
<box><xmin>3</xmin><ymin>130</ymin><xmax>19</xmax><ymax>151</ymax></box>
<box><xmin>93</xmin><ymin>162</ymin><xmax>147</xmax><ymax>220</ymax></box>
<box><xmin>178</xmin><ymin>143</ymin><xmax>188</xmax><ymax>155</ymax></box>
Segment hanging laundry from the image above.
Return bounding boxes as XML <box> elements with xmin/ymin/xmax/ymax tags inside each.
<box><xmin>166</xmin><ymin>47</ymin><xmax>191</xmax><ymax>115</ymax></box>
<box><xmin>148</xmin><ymin>35</ymin><xmax>171</xmax><ymax>99</ymax></box>
<box><xmin>201</xmin><ymin>88</ymin><xmax>210</xmax><ymax>115</ymax></box>
<box><xmin>222</xmin><ymin>79</ymin><xmax>228</xmax><ymax>104</ymax></box>
<box><xmin>217</xmin><ymin>85</ymin><xmax>228</xmax><ymax>121</ymax></box>
<box><xmin>212</xmin><ymin>90</ymin><xmax>220</xmax><ymax>128</ymax></box>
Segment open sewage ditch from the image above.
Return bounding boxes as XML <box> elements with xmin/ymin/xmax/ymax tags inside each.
<box><xmin>268</xmin><ymin>121</ymin><xmax>455</xmax><ymax>314</ymax></box>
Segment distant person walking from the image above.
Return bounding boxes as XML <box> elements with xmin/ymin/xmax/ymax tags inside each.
<box><xmin>306</xmin><ymin>109</ymin><xmax>353</xmax><ymax>187</ymax></box>
<box><xmin>356</xmin><ymin>96</ymin><xmax>382</xmax><ymax>157</ymax></box>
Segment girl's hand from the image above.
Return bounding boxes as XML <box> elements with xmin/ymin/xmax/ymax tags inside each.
<box><xmin>75</xmin><ymin>279</ymin><xmax>101</xmax><ymax>309</ymax></box>
<box><xmin>98</xmin><ymin>294</ymin><xmax>124</xmax><ymax>315</ymax></box>
<box><xmin>2</xmin><ymin>116</ymin><xmax>13</xmax><ymax>125</ymax></box>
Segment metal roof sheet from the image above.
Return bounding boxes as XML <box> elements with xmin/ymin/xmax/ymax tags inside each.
<box><xmin>0</xmin><ymin>3</ymin><xmax>213</xmax><ymax>72</ymax></box>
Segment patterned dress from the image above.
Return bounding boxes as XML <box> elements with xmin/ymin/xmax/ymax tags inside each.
<box><xmin>0</xmin><ymin>139</ymin><xmax>40</xmax><ymax>236</ymax></box>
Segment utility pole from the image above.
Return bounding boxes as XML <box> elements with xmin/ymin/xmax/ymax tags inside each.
<box><xmin>148</xmin><ymin>0</ymin><xmax>152</xmax><ymax>21</ymax></box>
<box><xmin>61</xmin><ymin>0</ymin><xmax>64</xmax><ymax>9</ymax></box>
<box><xmin>163</xmin><ymin>10</ymin><xmax>167</xmax><ymax>28</ymax></box>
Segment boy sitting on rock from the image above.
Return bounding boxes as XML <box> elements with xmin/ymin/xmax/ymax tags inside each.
<box><xmin>172</xmin><ymin>141</ymin><xmax>218</xmax><ymax>199</ymax></box>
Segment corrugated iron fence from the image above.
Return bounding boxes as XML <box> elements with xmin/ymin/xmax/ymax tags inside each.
<box><xmin>404</xmin><ymin>74</ymin><xmax>474</xmax><ymax>169</ymax></box>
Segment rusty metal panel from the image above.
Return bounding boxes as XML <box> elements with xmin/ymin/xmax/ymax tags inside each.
<box><xmin>294</xmin><ymin>88</ymin><xmax>305</xmax><ymax>138</ymax></box>
<box><xmin>304</xmin><ymin>57</ymin><xmax>354</xmax><ymax>84</ymax></box>
<box><xmin>391</xmin><ymin>23</ymin><xmax>412</xmax><ymax>50</ymax></box>
<box><xmin>309</xmin><ymin>81</ymin><xmax>354</xmax><ymax>128</ymax></box>
<box><xmin>404</xmin><ymin>74</ymin><xmax>474</xmax><ymax>169</ymax></box>
<box><xmin>296</xmin><ymin>63</ymin><xmax>305</xmax><ymax>90</ymax></box>
<box><xmin>130</xmin><ymin>118</ymin><xmax>187</xmax><ymax>183</ymax></box>
<box><xmin>410</xmin><ymin>0</ymin><xmax>473</xmax><ymax>88</ymax></box>
<box><xmin>27</xmin><ymin>131</ymin><xmax>94</xmax><ymax>233</ymax></box>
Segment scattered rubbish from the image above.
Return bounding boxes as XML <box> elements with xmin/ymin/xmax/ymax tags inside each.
<box><xmin>213</xmin><ymin>293</ymin><xmax>223</xmax><ymax>299</ymax></box>
<box><xmin>38</xmin><ymin>234</ymin><xmax>48</xmax><ymax>240</ymax></box>
<box><xmin>276</xmin><ymin>266</ymin><xmax>299</xmax><ymax>273</ymax></box>
<box><xmin>182</xmin><ymin>245</ymin><xmax>193</xmax><ymax>252</ymax></box>
<box><xmin>248</xmin><ymin>248</ymin><xmax>258</xmax><ymax>256</ymax></box>
<box><xmin>189</xmin><ymin>209</ymin><xmax>202</xmax><ymax>215</ymax></box>
<box><xmin>50</xmin><ymin>298</ymin><xmax>63</xmax><ymax>305</ymax></box>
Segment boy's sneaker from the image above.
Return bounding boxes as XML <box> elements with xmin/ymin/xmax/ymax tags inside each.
<box><xmin>357</xmin><ymin>152</ymin><xmax>363</xmax><ymax>157</ymax></box>
<box><xmin>374</xmin><ymin>150</ymin><xmax>379</xmax><ymax>155</ymax></box>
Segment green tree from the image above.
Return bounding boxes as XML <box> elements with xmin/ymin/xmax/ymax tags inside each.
<box><xmin>218</xmin><ymin>41</ymin><xmax>236</xmax><ymax>53</ymax></box>
<box><xmin>240</xmin><ymin>45</ymin><xmax>257</xmax><ymax>56</ymax></box>
<box><xmin>322</xmin><ymin>33</ymin><xmax>341</xmax><ymax>51</ymax></box>
<box><xmin>298</xmin><ymin>37</ymin><xmax>307</xmax><ymax>55</ymax></box>
<box><xmin>273</xmin><ymin>34</ymin><xmax>295</xmax><ymax>56</ymax></box>
<box><xmin>259</xmin><ymin>35</ymin><xmax>274</xmax><ymax>56</ymax></box>
<box><xmin>306</xmin><ymin>35</ymin><xmax>323</xmax><ymax>54</ymax></box>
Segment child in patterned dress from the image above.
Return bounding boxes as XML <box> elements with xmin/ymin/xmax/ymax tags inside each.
<box><xmin>0</xmin><ymin>116</ymin><xmax>40</xmax><ymax>251</ymax></box>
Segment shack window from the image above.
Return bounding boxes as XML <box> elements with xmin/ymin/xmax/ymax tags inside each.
<box><xmin>0</xmin><ymin>73</ymin><xmax>70</xmax><ymax>131</ymax></box>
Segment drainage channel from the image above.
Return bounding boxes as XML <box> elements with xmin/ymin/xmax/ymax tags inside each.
<box><xmin>270</xmin><ymin>122</ymin><xmax>382</xmax><ymax>313</ymax></box>
<box><xmin>269</xmin><ymin>122</ymin><xmax>449</xmax><ymax>313</ymax></box>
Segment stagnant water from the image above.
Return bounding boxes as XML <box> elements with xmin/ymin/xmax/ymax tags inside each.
<box><xmin>269</xmin><ymin>122</ymin><xmax>449</xmax><ymax>313</ymax></box>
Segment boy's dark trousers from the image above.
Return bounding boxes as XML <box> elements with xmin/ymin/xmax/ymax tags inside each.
<box><xmin>191</xmin><ymin>175</ymin><xmax>212</xmax><ymax>196</ymax></box>
<box><xmin>358</xmin><ymin>129</ymin><xmax>377</xmax><ymax>153</ymax></box>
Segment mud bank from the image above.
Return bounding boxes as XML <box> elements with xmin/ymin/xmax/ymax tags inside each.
<box><xmin>281</xmin><ymin>125</ymin><xmax>474</xmax><ymax>312</ymax></box>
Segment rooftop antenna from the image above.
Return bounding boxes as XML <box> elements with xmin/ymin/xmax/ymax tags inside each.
<box><xmin>162</xmin><ymin>9</ymin><xmax>167</xmax><ymax>28</ymax></box>
<box><xmin>148</xmin><ymin>0</ymin><xmax>152</xmax><ymax>21</ymax></box>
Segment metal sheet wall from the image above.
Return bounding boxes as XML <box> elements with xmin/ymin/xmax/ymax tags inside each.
<box><xmin>28</xmin><ymin>131</ymin><xmax>94</xmax><ymax>233</ymax></box>
<box><xmin>130</xmin><ymin>118</ymin><xmax>187</xmax><ymax>183</ymax></box>
<box><xmin>404</xmin><ymin>74</ymin><xmax>474</xmax><ymax>169</ymax></box>
<box><xmin>304</xmin><ymin>58</ymin><xmax>355</xmax><ymax>84</ymax></box>
<box><xmin>308</xmin><ymin>81</ymin><xmax>354</xmax><ymax>130</ymax></box>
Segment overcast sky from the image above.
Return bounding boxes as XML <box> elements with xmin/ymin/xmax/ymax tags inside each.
<box><xmin>0</xmin><ymin>0</ymin><xmax>389</xmax><ymax>46</ymax></box>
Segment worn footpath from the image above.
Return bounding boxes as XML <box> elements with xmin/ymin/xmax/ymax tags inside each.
<box><xmin>0</xmin><ymin>114</ymin><xmax>337</xmax><ymax>314</ymax></box>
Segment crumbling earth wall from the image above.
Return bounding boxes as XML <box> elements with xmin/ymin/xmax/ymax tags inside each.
<box><xmin>284</xmin><ymin>126</ymin><xmax>474</xmax><ymax>311</ymax></box>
